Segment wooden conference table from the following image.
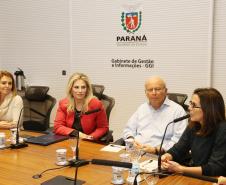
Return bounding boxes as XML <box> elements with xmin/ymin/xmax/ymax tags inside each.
<box><xmin>0</xmin><ymin>130</ymin><xmax>213</xmax><ymax>185</ymax></box>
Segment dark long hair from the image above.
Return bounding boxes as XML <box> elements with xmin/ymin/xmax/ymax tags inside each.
<box><xmin>189</xmin><ymin>88</ymin><xmax>225</xmax><ymax>136</ymax></box>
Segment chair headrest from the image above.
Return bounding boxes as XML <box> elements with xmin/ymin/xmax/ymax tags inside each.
<box><xmin>25</xmin><ymin>86</ymin><xmax>49</xmax><ymax>101</ymax></box>
<box><xmin>92</xmin><ymin>84</ymin><xmax>105</xmax><ymax>99</ymax></box>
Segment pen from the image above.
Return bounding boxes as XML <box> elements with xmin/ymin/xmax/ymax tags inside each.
<box><xmin>109</xmin><ymin>144</ymin><xmax>125</xmax><ymax>149</ymax></box>
<box><xmin>141</xmin><ymin>151</ymin><xmax>147</xmax><ymax>157</ymax></box>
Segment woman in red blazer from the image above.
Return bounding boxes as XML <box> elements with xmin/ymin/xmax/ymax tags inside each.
<box><xmin>54</xmin><ymin>73</ymin><xmax>109</xmax><ymax>140</ymax></box>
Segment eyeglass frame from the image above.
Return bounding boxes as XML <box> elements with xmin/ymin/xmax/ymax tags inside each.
<box><xmin>189</xmin><ymin>101</ymin><xmax>201</xmax><ymax>109</ymax></box>
<box><xmin>145</xmin><ymin>87</ymin><xmax>166</xmax><ymax>93</ymax></box>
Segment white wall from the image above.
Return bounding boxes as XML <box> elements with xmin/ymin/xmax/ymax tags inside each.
<box><xmin>212</xmin><ymin>1</ymin><xmax>226</xmax><ymax>96</ymax></box>
<box><xmin>0</xmin><ymin>0</ymin><xmax>226</xmax><ymax>140</ymax></box>
<box><xmin>70</xmin><ymin>0</ymin><xmax>212</xmax><ymax>139</ymax></box>
<box><xmin>0</xmin><ymin>0</ymin><xmax>71</xmax><ymax>121</ymax></box>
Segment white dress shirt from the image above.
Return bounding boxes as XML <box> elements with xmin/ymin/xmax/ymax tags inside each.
<box><xmin>123</xmin><ymin>97</ymin><xmax>188</xmax><ymax>151</ymax></box>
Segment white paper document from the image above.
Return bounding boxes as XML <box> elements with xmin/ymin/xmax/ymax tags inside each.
<box><xmin>140</xmin><ymin>159</ymin><xmax>158</xmax><ymax>172</ymax></box>
<box><xmin>100</xmin><ymin>144</ymin><xmax>125</xmax><ymax>152</ymax></box>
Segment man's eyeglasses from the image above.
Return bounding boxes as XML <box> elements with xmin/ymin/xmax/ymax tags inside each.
<box><xmin>146</xmin><ymin>87</ymin><xmax>165</xmax><ymax>93</ymax></box>
<box><xmin>189</xmin><ymin>101</ymin><xmax>201</xmax><ymax>109</ymax></box>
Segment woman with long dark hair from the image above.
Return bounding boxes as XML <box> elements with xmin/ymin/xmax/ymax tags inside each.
<box><xmin>161</xmin><ymin>88</ymin><xmax>226</xmax><ymax>176</ymax></box>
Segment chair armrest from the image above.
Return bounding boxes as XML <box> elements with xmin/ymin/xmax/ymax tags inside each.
<box><xmin>99</xmin><ymin>130</ymin><xmax>113</xmax><ymax>144</ymax></box>
<box><xmin>112</xmin><ymin>138</ymin><xmax>125</xmax><ymax>146</ymax></box>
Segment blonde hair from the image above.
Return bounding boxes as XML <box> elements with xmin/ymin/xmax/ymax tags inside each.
<box><xmin>66</xmin><ymin>72</ymin><xmax>93</xmax><ymax>112</ymax></box>
<box><xmin>0</xmin><ymin>70</ymin><xmax>17</xmax><ymax>96</ymax></box>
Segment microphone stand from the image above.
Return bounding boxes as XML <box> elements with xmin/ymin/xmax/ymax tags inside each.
<box><xmin>68</xmin><ymin>131</ymin><xmax>90</xmax><ymax>168</ymax></box>
<box><xmin>41</xmin><ymin>115</ymin><xmax>89</xmax><ymax>185</ymax></box>
<box><xmin>133</xmin><ymin>172</ymin><xmax>168</xmax><ymax>185</ymax></box>
<box><xmin>10</xmin><ymin>108</ymin><xmax>28</xmax><ymax>149</ymax></box>
<box><xmin>157</xmin><ymin>115</ymin><xmax>190</xmax><ymax>175</ymax></box>
<box><xmin>157</xmin><ymin>120</ymin><xmax>173</xmax><ymax>172</ymax></box>
<box><xmin>182</xmin><ymin>172</ymin><xmax>218</xmax><ymax>183</ymax></box>
<box><xmin>133</xmin><ymin>171</ymin><xmax>218</xmax><ymax>184</ymax></box>
<box><xmin>68</xmin><ymin>131</ymin><xmax>89</xmax><ymax>185</ymax></box>
<box><xmin>68</xmin><ymin>109</ymin><xmax>100</xmax><ymax>168</ymax></box>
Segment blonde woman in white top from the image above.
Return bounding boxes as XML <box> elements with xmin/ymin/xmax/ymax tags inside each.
<box><xmin>0</xmin><ymin>71</ymin><xmax>23</xmax><ymax>129</ymax></box>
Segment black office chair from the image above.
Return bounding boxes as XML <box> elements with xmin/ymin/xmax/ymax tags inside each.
<box><xmin>101</xmin><ymin>94</ymin><xmax>115</xmax><ymax>122</ymax></box>
<box><xmin>22</xmin><ymin>86</ymin><xmax>56</xmax><ymax>131</ymax></box>
<box><xmin>167</xmin><ymin>93</ymin><xmax>188</xmax><ymax>111</ymax></box>
<box><xmin>92</xmin><ymin>84</ymin><xmax>105</xmax><ymax>99</ymax></box>
<box><xmin>92</xmin><ymin>84</ymin><xmax>115</xmax><ymax>144</ymax></box>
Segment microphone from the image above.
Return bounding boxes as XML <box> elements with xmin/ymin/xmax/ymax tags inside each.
<box><xmin>68</xmin><ymin>108</ymin><xmax>101</xmax><ymax>167</ymax></box>
<box><xmin>67</xmin><ymin>109</ymin><xmax>101</xmax><ymax>184</ymax></box>
<box><xmin>10</xmin><ymin>108</ymin><xmax>28</xmax><ymax>149</ymax></box>
<box><xmin>157</xmin><ymin>114</ymin><xmax>190</xmax><ymax>172</ymax></box>
<box><xmin>41</xmin><ymin>132</ymin><xmax>88</xmax><ymax>185</ymax></box>
<box><xmin>183</xmin><ymin>172</ymin><xmax>218</xmax><ymax>183</ymax></box>
<box><xmin>91</xmin><ymin>159</ymin><xmax>169</xmax><ymax>185</ymax></box>
<box><xmin>41</xmin><ymin>108</ymin><xmax>101</xmax><ymax>185</ymax></box>
<box><xmin>91</xmin><ymin>159</ymin><xmax>132</xmax><ymax>169</ymax></box>
<box><xmin>173</xmin><ymin>114</ymin><xmax>190</xmax><ymax>123</ymax></box>
<box><xmin>84</xmin><ymin>108</ymin><xmax>100</xmax><ymax>115</ymax></box>
<box><xmin>134</xmin><ymin>171</ymin><xmax>218</xmax><ymax>185</ymax></box>
<box><xmin>68</xmin><ymin>131</ymin><xmax>89</xmax><ymax>167</ymax></box>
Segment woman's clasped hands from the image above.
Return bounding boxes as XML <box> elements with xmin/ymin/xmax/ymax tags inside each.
<box><xmin>161</xmin><ymin>153</ymin><xmax>184</xmax><ymax>173</ymax></box>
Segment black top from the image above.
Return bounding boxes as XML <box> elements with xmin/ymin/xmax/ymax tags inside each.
<box><xmin>167</xmin><ymin>121</ymin><xmax>226</xmax><ymax>176</ymax></box>
<box><xmin>72</xmin><ymin>110</ymin><xmax>83</xmax><ymax>132</ymax></box>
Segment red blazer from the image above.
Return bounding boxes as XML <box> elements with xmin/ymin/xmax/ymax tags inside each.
<box><xmin>54</xmin><ymin>98</ymin><xmax>109</xmax><ymax>140</ymax></box>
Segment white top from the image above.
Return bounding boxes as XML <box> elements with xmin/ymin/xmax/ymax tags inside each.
<box><xmin>0</xmin><ymin>93</ymin><xmax>23</xmax><ymax>127</ymax></box>
<box><xmin>123</xmin><ymin>97</ymin><xmax>188</xmax><ymax>151</ymax></box>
